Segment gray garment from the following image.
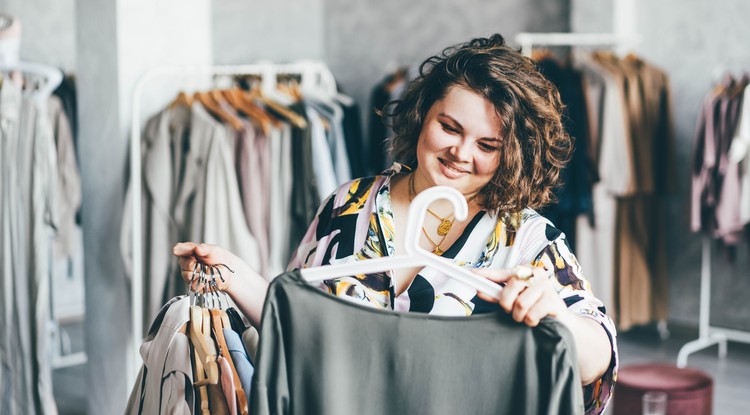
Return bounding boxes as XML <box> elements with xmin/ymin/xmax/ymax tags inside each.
<box><xmin>268</xmin><ymin>124</ymin><xmax>293</xmax><ymax>277</ymax></box>
<box><xmin>235</xmin><ymin>119</ymin><xmax>270</xmax><ymax>277</ymax></box>
<box><xmin>197</xmin><ymin>106</ymin><xmax>260</xmax><ymax>272</ymax></box>
<box><xmin>0</xmin><ymin>81</ymin><xmax>59</xmax><ymax>415</ymax></box>
<box><xmin>252</xmin><ymin>270</ymin><xmax>584</xmax><ymax>415</ymax></box>
<box><xmin>224</xmin><ymin>328</ymin><xmax>255</xmax><ymax>403</ymax></box>
<box><xmin>306</xmin><ymin>98</ymin><xmax>351</xmax><ymax>186</ymax></box>
<box><xmin>288</xmin><ymin>103</ymin><xmax>320</xmax><ymax>259</ymax></box>
<box><xmin>125</xmin><ymin>296</ymin><xmax>194</xmax><ymax>415</ymax></box>
<box><xmin>121</xmin><ymin>106</ymin><xmax>191</xmax><ymax>325</ymax></box>
<box><xmin>169</xmin><ymin>103</ymin><xmax>260</xmax><ymax>272</ymax></box>
<box><xmin>48</xmin><ymin>95</ymin><xmax>81</xmax><ymax>258</ymax></box>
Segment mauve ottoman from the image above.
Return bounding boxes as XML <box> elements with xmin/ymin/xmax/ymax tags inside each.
<box><xmin>613</xmin><ymin>364</ymin><xmax>713</xmax><ymax>415</ymax></box>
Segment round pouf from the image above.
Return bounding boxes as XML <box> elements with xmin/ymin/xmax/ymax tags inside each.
<box><xmin>613</xmin><ymin>364</ymin><xmax>713</xmax><ymax>415</ymax></box>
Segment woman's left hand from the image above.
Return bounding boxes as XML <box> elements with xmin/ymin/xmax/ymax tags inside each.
<box><xmin>473</xmin><ymin>266</ymin><xmax>568</xmax><ymax>327</ymax></box>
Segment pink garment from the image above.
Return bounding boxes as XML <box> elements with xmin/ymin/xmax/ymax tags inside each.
<box><xmin>218</xmin><ymin>356</ymin><xmax>238</xmax><ymax>415</ymax></box>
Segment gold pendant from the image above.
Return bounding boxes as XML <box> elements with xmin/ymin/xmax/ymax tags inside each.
<box><xmin>437</xmin><ymin>219</ymin><xmax>452</xmax><ymax>236</ymax></box>
<box><xmin>433</xmin><ymin>246</ymin><xmax>444</xmax><ymax>255</ymax></box>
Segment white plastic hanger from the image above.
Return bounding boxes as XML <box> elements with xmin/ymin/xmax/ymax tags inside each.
<box><xmin>0</xmin><ymin>61</ymin><xmax>63</xmax><ymax>103</ymax></box>
<box><xmin>299</xmin><ymin>186</ymin><xmax>503</xmax><ymax>299</ymax></box>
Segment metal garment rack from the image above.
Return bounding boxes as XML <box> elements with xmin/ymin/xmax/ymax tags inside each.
<box><xmin>682</xmin><ymin>237</ymin><xmax>750</xmax><ymax>362</ymax></box>
<box><xmin>128</xmin><ymin>60</ymin><xmax>337</xmax><ymax>384</ymax></box>
<box><xmin>515</xmin><ymin>32</ymin><xmax>637</xmax><ymax>58</ymax></box>
<box><xmin>677</xmin><ymin>63</ymin><xmax>750</xmax><ymax>367</ymax></box>
<box><xmin>0</xmin><ymin>63</ymin><xmax>86</xmax><ymax>369</ymax></box>
<box><xmin>515</xmin><ymin>31</ymin><xmax>675</xmax><ymax>342</ymax></box>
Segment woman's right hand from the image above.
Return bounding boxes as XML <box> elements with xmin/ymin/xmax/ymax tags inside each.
<box><xmin>175</xmin><ymin>242</ymin><xmax>270</xmax><ymax>327</ymax></box>
<box><xmin>173</xmin><ymin>242</ymin><xmax>247</xmax><ymax>294</ymax></box>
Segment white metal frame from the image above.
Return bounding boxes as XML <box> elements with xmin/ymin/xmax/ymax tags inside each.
<box><xmin>515</xmin><ymin>32</ymin><xmax>637</xmax><ymax>58</ymax></box>
<box><xmin>676</xmin><ymin>237</ymin><xmax>750</xmax><ymax>367</ymax></box>
<box><xmin>128</xmin><ymin>60</ymin><xmax>337</xmax><ymax>383</ymax></box>
<box><xmin>0</xmin><ymin>61</ymin><xmax>63</xmax><ymax>103</ymax></box>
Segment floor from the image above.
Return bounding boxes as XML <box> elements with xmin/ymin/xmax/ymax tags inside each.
<box><xmin>607</xmin><ymin>325</ymin><xmax>750</xmax><ymax>414</ymax></box>
<box><xmin>52</xmin><ymin>324</ymin><xmax>750</xmax><ymax>414</ymax></box>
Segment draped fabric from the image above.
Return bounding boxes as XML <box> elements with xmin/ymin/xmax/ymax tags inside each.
<box><xmin>288</xmin><ymin>163</ymin><xmax>618</xmax><ymax>414</ymax></box>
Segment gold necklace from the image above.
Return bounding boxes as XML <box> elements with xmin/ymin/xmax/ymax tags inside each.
<box><xmin>408</xmin><ymin>173</ymin><xmax>457</xmax><ymax>236</ymax></box>
<box><xmin>408</xmin><ymin>173</ymin><xmax>453</xmax><ymax>255</ymax></box>
<box><xmin>421</xmin><ymin>227</ymin><xmax>447</xmax><ymax>256</ymax></box>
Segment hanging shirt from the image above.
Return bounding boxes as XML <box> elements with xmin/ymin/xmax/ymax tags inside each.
<box><xmin>125</xmin><ymin>296</ymin><xmax>194</xmax><ymax>415</ymax></box>
<box><xmin>1</xmin><ymin>80</ymin><xmax>60</xmax><ymax>415</ymax></box>
<box><xmin>730</xmin><ymin>85</ymin><xmax>750</xmax><ymax>225</ymax></box>
<box><xmin>287</xmin><ymin>163</ymin><xmax>618</xmax><ymax>414</ymax></box>
<box><xmin>252</xmin><ymin>269</ymin><xmax>585</xmax><ymax>415</ymax></box>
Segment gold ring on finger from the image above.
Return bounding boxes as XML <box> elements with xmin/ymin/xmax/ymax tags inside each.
<box><xmin>514</xmin><ymin>265</ymin><xmax>534</xmax><ymax>281</ymax></box>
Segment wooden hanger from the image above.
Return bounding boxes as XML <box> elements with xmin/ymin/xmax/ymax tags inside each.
<box><xmin>189</xmin><ymin>305</ymin><xmax>219</xmax><ymax>385</ymax></box>
<box><xmin>531</xmin><ymin>48</ymin><xmax>554</xmax><ymax>62</ymax></box>
<box><xmin>222</xmin><ymin>88</ymin><xmax>274</xmax><ymax>136</ymax></box>
<box><xmin>623</xmin><ymin>52</ymin><xmax>642</xmax><ymax>64</ymax></box>
<box><xmin>194</xmin><ymin>90</ymin><xmax>244</xmax><ymax>131</ymax></box>
<box><xmin>192</xmin><ymin>346</ymin><xmax>211</xmax><ymax>415</ymax></box>
<box><xmin>237</xmin><ymin>88</ymin><xmax>283</xmax><ymax>126</ymax></box>
<box><xmin>728</xmin><ymin>75</ymin><xmax>749</xmax><ymax>98</ymax></box>
<box><xmin>592</xmin><ymin>50</ymin><xmax>618</xmax><ymax>64</ymax></box>
<box><xmin>276</xmin><ymin>78</ymin><xmax>303</xmax><ymax>102</ymax></box>
<box><xmin>211</xmin><ymin>309</ymin><xmax>249</xmax><ymax>415</ymax></box>
<box><xmin>169</xmin><ymin>91</ymin><xmax>193</xmax><ymax>109</ymax></box>
<box><xmin>249</xmin><ymin>85</ymin><xmax>308</xmax><ymax>129</ymax></box>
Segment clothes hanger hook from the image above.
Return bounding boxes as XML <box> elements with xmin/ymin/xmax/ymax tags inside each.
<box><xmin>404</xmin><ymin>186</ymin><xmax>469</xmax><ymax>257</ymax></box>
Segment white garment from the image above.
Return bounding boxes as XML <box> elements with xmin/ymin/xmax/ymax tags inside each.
<box><xmin>573</xmin><ymin>56</ymin><xmax>627</xmax><ymax>318</ymax></box>
<box><xmin>195</xmin><ymin>105</ymin><xmax>261</xmax><ymax>273</ymax></box>
<box><xmin>0</xmin><ymin>80</ymin><xmax>59</xmax><ymax>415</ymax></box>
<box><xmin>574</xmin><ymin>185</ymin><xmax>616</xmax><ymax>319</ymax></box>
<box><xmin>125</xmin><ymin>296</ymin><xmax>194</xmax><ymax>415</ymax></box>
<box><xmin>729</xmin><ymin>85</ymin><xmax>750</xmax><ymax>224</ymax></box>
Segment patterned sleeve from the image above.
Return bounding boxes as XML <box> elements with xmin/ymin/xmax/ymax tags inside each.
<box><xmin>531</xmin><ymin>232</ymin><xmax>618</xmax><ymax>415</ymax></box>
<box><xmin>286</xmin><ymin>191</ymin><xmax>337</xmax><ymax>271</ymax></box>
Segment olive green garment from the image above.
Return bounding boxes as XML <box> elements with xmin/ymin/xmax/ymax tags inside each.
<box><xmin>251</xmin><ymin>270</ymin><xmax>584</xmax><ymax>415</ymax></box>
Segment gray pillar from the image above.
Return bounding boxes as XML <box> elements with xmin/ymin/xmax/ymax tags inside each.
<box><xmin>76</xmin><ymin>1</ymin><xmax>211</xmax><ymax>413</ymax></box>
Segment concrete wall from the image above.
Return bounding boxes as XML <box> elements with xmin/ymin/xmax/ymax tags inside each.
<box><xmin>0</xmin><ymin>0</ymin><xmax>76</xmax><ymax>71</ymax></box>
<box><xmin>323</xmin><ymin>0</ymin><xmax>569</xmax><ymax>132</ymax></box>
<box><xmin>212</xmin><ymin>0</ymin><xmax>325</xmax><ymax>64</ymax></box>
<box><xmin>77</xmin><ymin>1</ymin><xmax>212</xmax><ymax>413</ymax></box>
<box><xmin>572</xmin><ymin>0</ymin><xmax>750</xmax><ymax>331</ymax></box>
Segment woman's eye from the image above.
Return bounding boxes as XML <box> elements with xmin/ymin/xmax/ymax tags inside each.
<box><xmin>479</xmin><ymin>142</ymin><xmax>498</xmax><ymax>152</ymax></box>
<box><xmin>441</xmin><ymin>123</ymin><xmax>459</xmax><ymax>134</ymax></box>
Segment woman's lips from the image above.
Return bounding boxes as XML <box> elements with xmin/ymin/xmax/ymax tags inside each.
<box><xmin>438</xmin><ymin>158</ymin><xmax>469</xmax><ymax>179</ymax></box>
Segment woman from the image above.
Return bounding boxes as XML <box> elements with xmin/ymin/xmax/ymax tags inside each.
<box><xmin>174</xmin><ymin>34</ymin><xmax>616</xmax><ymax>414</ymax></box>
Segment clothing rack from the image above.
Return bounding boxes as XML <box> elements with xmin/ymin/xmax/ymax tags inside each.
<box><xmin>677</xmin><ymin>65</ymin><xmax>750</xmax><ymax>366</ymax></box>
<box><xmin>515</xmin><ymin>32</ymin><xmax>638</xmax><ymax>58</ymax></box>
<box><xmin>128</xmin><ymin>60</ymin><xmax>337</xmax><ymax>384</ymax></box>
<box><xmin>0</xmin><ymin>62</ymin><xmax>86</xmax><ymax>371</ymax></box>
<box><xmin>515</xmin><ymin>30</ymin><xmax>674</xmax><ymax>341</ymax></box>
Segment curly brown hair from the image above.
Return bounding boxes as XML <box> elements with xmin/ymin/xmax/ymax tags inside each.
<box><xmin>385</xmin><ymin>34</ymin><xmax>572</xmax><ymax>215</ymax></box>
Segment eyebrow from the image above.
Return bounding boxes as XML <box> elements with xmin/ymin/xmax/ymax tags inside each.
<box><xmin>438</xmin><ymin>113</ymin><xmax>499</xmax><ymax>141</ymax></box>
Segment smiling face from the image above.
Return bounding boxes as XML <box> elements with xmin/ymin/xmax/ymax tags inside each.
<box><xmin>413</xmin><ymin>85</ymin><xmax>502</xmax><ymax>198</ymax></box>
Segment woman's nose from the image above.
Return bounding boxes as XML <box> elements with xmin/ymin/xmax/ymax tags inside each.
<box><xmin>449</xmin><ymin>140</ymin><xmax>471</xmax><ymax>161</ymax></box>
